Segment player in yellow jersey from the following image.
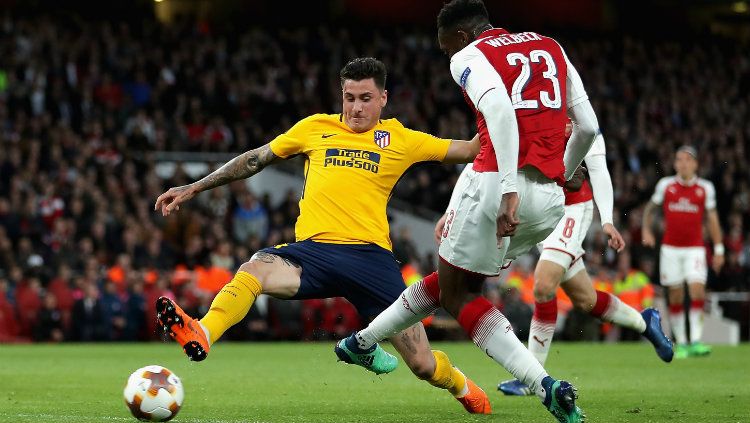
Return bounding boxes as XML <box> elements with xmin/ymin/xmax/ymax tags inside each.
<box><xmin>153</xmin><ymin>57</ymin><xmax>490</xmax><ymax>414</ymax></box>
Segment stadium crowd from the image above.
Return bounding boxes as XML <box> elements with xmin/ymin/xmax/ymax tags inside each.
<box><xmin>0</xmin><ymin>15</ymin><xmax>748</xmax><ymax>343</ymax></box>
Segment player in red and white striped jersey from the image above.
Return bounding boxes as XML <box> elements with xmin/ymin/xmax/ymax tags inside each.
<box><xmin>498</xmin><ymin>130</ymin><xmax>674</xmax><ymax>396</ymax></box>
<box><xmin>343</xmin><ymin>1</ymin><xmax>596</xmax><ymax>421</ymax></box>
<box><xmin>642</xmin><ymin>146</ymin><xmax>724</xmax><ymax>358</ymax></box>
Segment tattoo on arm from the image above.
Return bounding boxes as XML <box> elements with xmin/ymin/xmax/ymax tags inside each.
<box><xmin>193</xmin><ymin>144</ymin><xmax>278</xmax><ymax>192</ymax></box>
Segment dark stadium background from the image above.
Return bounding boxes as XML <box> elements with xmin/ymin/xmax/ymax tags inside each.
<box><xmin>0</xmin><ymin>0</ymin><xmax>748</xmax><ymax>345</ymax></box>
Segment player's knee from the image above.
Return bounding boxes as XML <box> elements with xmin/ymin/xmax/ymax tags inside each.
<box><xmin>570</xmin><ymin>290</ymin><xmax>596</xmax><ymax>312</ymax></box>
<box><xmin>403</xmin><ymin>352</ymin><xmax>435</xmax><ymax>380</ymax></box>
<box><xmin>689</xmin><ymin>285</ymin><xmax>706</xmax><ymax>300</ymax></box>
<box><xmin>237</xmin><ymin>260</ymin><xmax>266</xmax><ymax>287</ymax></box>
<box><xmin>668</xmin><ymin>287</ymin><xmax>684</xmax><ymax>304</ymax></box>
<box><xmin>438</xmin><ymin>293</ymin><xmax>459</xmax><ymax>317</ymax></box>
<box><xmin>533</xmin><ymin>269</ymin><xmax>557</xmax><ymax>301</ymax></box>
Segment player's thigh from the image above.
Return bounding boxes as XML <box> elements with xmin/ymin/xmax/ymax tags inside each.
<box><xmin>667</xmin><ymin>284</ymin><xmax>686</xmax><ymax>305</ymax></box>
<box><xmin>560</xmin><ymin>268</ymin><xmax>597</xmax><ymax>311</ymax></box>
<box><xmin>539</xmin><ymin>202</ymin><xmax>589</xmax><ymax>265</ymax></box>
<box><xmin>536</xmin><ymin>203</ymin><xmax>591</xmax><ymax>295</ymax></box>
<box><xmin>659</xmin><ymin>246</ymin><xmax>687</xmax><ymax>288</ymax></box>
<box><xmin>388</xmin><ymin>323</ymin><xmax>435</xmax><ymax>379</ymax></box>
<box><xmin>329</xmin><ymin>243</ymin><xmax>411</xmax><ymax>321</ymax></box>
<box><xmin>439</xmin><ymin>170</ymin><xmax>504</xmax><ymax>276</ymax></box>
<box><xmin>505</xmin><ymin>171</ymin><xmax>565</xmax><ymax>261</ymax></box>
<box><xmin>684</xmin><ymin>247</ymin><xmax>708</xmax><ymax>287</ymax></box>
<box><xmin>243</xmin><ymin>251</ymin><xmax>302</xmax><ymax>299</ymax></box>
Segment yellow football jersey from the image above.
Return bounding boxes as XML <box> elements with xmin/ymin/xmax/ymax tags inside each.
<box><xmin>269</xmin><ymin>113</ymin><xmax>451</xmax><ymax>251</ymax></box>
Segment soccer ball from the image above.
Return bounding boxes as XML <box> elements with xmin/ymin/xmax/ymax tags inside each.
<box><xmin>123</xmin><ymin>365</ymin><xmax>184</xmax><ymax>422</ymax></box>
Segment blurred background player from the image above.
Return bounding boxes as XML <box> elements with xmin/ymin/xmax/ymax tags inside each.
<box><xmin>336</xmin><ymin>1</ymin><xmax>605</xmax><ymax>421</ymax></box>
<box><xmin>154</xmin><ymin>57</ymin><xmax>492</xmax><ymax>413</ymax></box>
<box><xmin>498</xmin><ymin>129</ymin><xmax>673</xmax><ymax>396</ymax></box>
<box><xmin>642</xmin><ymin>146</ymin><xmax>724</xmax><ymax>359</ymax></box>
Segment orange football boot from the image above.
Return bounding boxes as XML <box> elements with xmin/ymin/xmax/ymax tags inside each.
<box><xmin>456</xmin><ymin>378</ymin><xmax>492</xmax><ymax>414</ymax></box>
<box><xmin>156</xmin><ymin>296</ymin><xmax>210</xmax><ymax>361</ymax></box>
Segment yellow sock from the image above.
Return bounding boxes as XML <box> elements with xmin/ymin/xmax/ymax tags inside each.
<box><xmin>427</xmin><ymin>350</ymin><xmax>468</xmax><ymax>397</ymax></box>
<box><xmin>200</xmin><ymin>271</ymin><xmax>262</xmax><ymax>344</ymax></box>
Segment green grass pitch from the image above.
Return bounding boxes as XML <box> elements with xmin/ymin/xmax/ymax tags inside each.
<box><xmin>1</xmin><ymin>342</ymin><xmax>748</xmax><ymax>422</ymax></box>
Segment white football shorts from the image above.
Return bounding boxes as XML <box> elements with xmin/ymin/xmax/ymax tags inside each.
<box><xmin>439</xmin><ymin>165</ymin><xmax>564</xmax><ymax>276</ymax></box>
<box><xmin>660</xmin><ymin>245</ymin><xmax>707</xmax><ymax>286</ymax></box>
<box><xmin>539</xmin><ymin>200</ymin><xmax>594</xmax><ymax>281</ymax></box>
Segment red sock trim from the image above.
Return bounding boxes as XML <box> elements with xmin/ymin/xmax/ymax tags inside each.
<box><xmin>533</xmin><ymin>298</ymin><xmax>558</xmax><ymax>324</ymax></box>
<box><xmin>690</xmin><ymin>300</ymin><xmax>704</xmax><ymax>310</ymax></box>
<box><xmin>422</xmin><ymin>272</ymin><xmax>440</xmax><ymax>303</ymax></box>
<box><xmin>457</xmin><ymin>297</ymin><xmax>494</xmax><ymax>338</ymax></box>
<box><xmin>590</xmin><ymin>290</ymin><xmax>612</xmax><ymax>318</ymax></box>
<box><xmin>669</xmin><ymin>303</ymin><xmax>684</xmax><ymax>314</ymax></box>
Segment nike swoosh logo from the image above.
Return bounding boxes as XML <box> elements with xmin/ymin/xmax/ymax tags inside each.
<box><xmin>322</xmin><ymin>134</ymin><xmax>337</xmax><ymax>138</ymax></box>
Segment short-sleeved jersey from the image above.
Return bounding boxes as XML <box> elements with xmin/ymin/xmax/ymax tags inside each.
<box><xmin>564</xmin><ymin>134</ymin><xmax>605</xmax><ymax>205</ymax></box>
<box><xmin>269</xmin><ymin>114</ymin><xmax>451</xmax><ymax>251</ymax></box>
<box><xmin>450</xmin><ymin>28</ymin><xmax>584</xmax><ymax>185</ymax></box>
<box><xmin>650</xmin><ymin>176</ymin><xmax>716</xmax><ymax>247</ymax></box>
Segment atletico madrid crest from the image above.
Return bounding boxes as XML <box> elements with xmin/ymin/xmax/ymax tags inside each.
<box><xmin>374</xmin><ymin>130</ymin><xmax>391</xmax><ymax>149</ymax></box>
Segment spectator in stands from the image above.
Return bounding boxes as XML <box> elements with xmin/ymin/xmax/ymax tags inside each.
<box><xmin>33</xmin><ymin>293</ymin><xmax>64</xmax><ymax>342</ymax></box>
<box><xmin>70</xmin><ymin>283</ymin><xmax>105</xmax><ymax>341</ymax></box>
<box><xmin>100</xmin><ymin>280</ymin><xmax>126</xmax><ymax>341</ymax></box>
<box><xmin>0</xmin><ymin>278</ymin><xmax>20</xmax><ymax>342</ymax></box>
<box><xmin>232</xmin><ymin>191</ymin><xmax>269</xmax><ymax>243</ymax></box>
<box><xmin>0</xmin><ymin>13</ymin><xmax>748</xmax><ymax>343</ymax></box>
<box><xmin>123</xmin><ymin>281</ymin><xmax>146</xmax><ymax>341</ymax></box>
<box><xmin>15</xmin><ymin>276</ymin><xmax>42</xmax><ymax>338</ymax></box>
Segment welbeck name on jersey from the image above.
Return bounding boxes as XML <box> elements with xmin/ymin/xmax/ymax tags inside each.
<box><xmin>483</xmin><ymin>32</ymin><xmax>543</xmax><ymax>48</ymax></box>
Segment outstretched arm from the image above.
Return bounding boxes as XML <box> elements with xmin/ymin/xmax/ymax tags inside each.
<box><xmin>443</xmin><ymin>133</ymin><xmax>481</xmax><ymax>164</ymax></box>
<box><xmin>155</xmin><ymin>144</ymin><xmax>279</xmax><ymax>216</ymax></box>
<box><xmin>192</xmin><ymin>144</ymin><xmax>278</xmax><ymax>192</ymax></box>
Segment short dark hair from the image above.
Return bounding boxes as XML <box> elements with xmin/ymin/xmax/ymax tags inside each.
<box><xmin>437</xmin><ymin>0</ymin><xmax>490</xmax><ymax>32</ymax></box>
<box><xmin>340</xmin><ymin>57</ymin><xmax>387</xmax><ymax>90</ymax></box>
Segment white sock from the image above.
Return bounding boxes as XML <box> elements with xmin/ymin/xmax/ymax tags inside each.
<box><xmin>469</xmin><ymin>306</ymin><xmax>548</xmax><ymax>400</ymax></box>
<box><xmin>669</xmin><ymin>307</ymin><xmax>688</xmax><ymax>345</ymax></box>
<box><xmin>356</xmin><ymin>278</ymin><xmax>440</xmax><ymax>350</ymax></box>
<box><xmin>689</xmin><ymin>305</ymin><xmax>704</xmax><ymax>343</ymax></box>
<box><xmin>601</xmin><ymin>296</ymin><xmax>647</xmax><ymax>333</ymax></box>
<box><xmin>528</xmin><ymin>317</ymin><xmax>556</xmax><ymax>366</ymax></box>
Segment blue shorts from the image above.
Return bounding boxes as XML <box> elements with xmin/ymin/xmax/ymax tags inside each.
<box><xmin>258</xmin><ymin>240</ymin><xmax>406</xmax><ymax>319</ymax></box>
